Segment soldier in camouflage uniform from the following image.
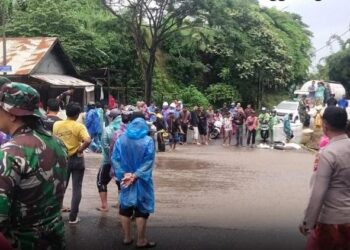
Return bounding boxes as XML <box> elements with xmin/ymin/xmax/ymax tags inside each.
<box><xmin>0</xmin><ymin>82</ymin><xmax>68</xmax><ymax>249</ymax></box>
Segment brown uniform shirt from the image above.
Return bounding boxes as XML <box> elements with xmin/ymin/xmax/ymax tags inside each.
<box><xmin>303</xmin><ymin>134</ymin><xmax>350</xmax><ymax>228</ymax></box>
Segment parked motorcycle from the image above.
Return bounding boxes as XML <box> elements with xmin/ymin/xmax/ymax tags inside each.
<box><xmin>260</xmin><ymin>122</ymin><xmax>269</xmax><ymax>143</ymax></box>
<box><xmin>209</xmin><ymin>120</ymin><xmax>223</xmax><ymax>139</ymax></box>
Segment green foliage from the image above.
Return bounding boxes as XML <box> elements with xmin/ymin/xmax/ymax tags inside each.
<box><xmin>162</xmin><ymin>0</ymin><xmax>312</xmax><ymax>107</ymax></box>
<box><xmin>152</xmin><ymin>68</ymin><xmax>179</xmax><ymax>105</ymax></box>
<box><xmin>326</xmin><ymin>47</ymin><xmax>350</xmax><ymax>91</ymax></box>
<box><xmin>4</xmin><ymin>0</ymin><xmax>312</xmax><ymax>105</ymax></box>
<box><xmin>206</xmin><ymin>84</ymin><xmax>240</xmax><ymax>108</ymax></box>
<box><xmin>262</xmin><ymin>91</ymin><xmax>290</xmax><ymax>110</ymax></box>
<box><xmin>313</xmin><ymin>37</ymin><xmax>350</xmax><ymax>93</ymax></box>
<box><xmin>179</xmin><ymin>85</ymin><xmax>210</xmax><ymax>108</ymax></box>
<box><xmin>6</xmin><ymin>0</ymin><xmax>142</xmax><ymax>92</ymax></box>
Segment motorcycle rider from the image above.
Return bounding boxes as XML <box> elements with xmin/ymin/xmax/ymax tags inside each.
<box><xmin>258</xmin><ymin>107</ymin><xmax>270</xmax><ymax>143</ymax></box>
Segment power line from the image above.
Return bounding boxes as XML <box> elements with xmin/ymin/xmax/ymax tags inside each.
<box><xmin>314</xmin><ymin>26</ymin><xmax>350</xmax><ymax>54</ymax></box>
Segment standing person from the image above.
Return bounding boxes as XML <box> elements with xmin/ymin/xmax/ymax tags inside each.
<box><xmin>161</xmin><ymin>102</ymin><xmax>170</xmax><ymax>128</ymax></box>
<box><xmin>198</xmin><ymin>106</ymin><xmax>208</xmax><ymax>145</ymax></box>
<box><xmin>85</xmin><ymin>102</ymin><xmax>102</xmax><ymax>153</ymax></box>
<box><xmin>315</xmin><ymin>82</ymin><xmax>325</xmax><ymax>105</ymax></box>
<box><xmin>148</xmin><ymin>101</ymin><xmax>156</xmax><ymax>114</ymax></box>
<box><xmin>298</xmin><ymin>95</ymin><xmax>308</xmax><ymax>126</ymax></box>
<box><xmin>283</xmin><ymin>113</ymin><xmax>294</xmax><ymax>142</ymax></box>
<box><xmin>323</xmin><ymin>83</ymin><xmax>331</xmax><ymax>105</ymax></box>
<box><xmin>96</xmin><ymin>109</ymin><xmax>122</xmax><ymax>212</ymax></box>
<box><xmin>153</xmin><ymin>108</ymin><xmax>166</xmax><ymax>152</ymax></box>
<box><xmin>42</xmin><ymin>98</ymin><xmax>61</xmax><ymax>132</ymax></box>
<box><xmin>233</xmin><ymin>103</ymin><xmax>245</xmax><ymax>146</ymax></box>
<box><xmin>167</xmin><ymin>110</ymin><xmax>180</xmax><ymax>151</ymax></box>
<box><xmin>308</xmin><ymin>81</ymin><xmax>316</xmax><ymax>102</ymax></box>
<box><xmin>269</xmin><ymin>110</ymin><xmax>279</xmax><ymax>144</ymax></box>
<box><xmin>299</xmin><ymin>106</ymin><xmax>350</xmax><ymax>250</ymax></box>
<box><xmin>222</xmin><ymin>112</ymin><xmax>233</xmax><ymax>146</ymax></box>
<box><xmin>244</xmin><ymin>104</ymin><xmax>254</xmax><ymax>135</ymax></box>
<box><xmin>53</xmin><ymin>102</ymin><xmax>91</xmax><ymax>224</ymax></box>
<box><xmin>0</xmin><ymin>82</ymin><xmax>68</xmax><ymax>249</ymax></box>
<box><xmin>338</xmin><ymin>95</ymin><xmax>348</xmax><ymax>109</ymax></box>
<box><xmin>326</xmin><ymin>94</ymin><xmax>337</xmax><ymax>107</ymax></box>
<box><xmin>190</xmin><ymin>106</ymin><xmax>200</xmax><ymax>145</ymax></box>
<box><xmin>179</xmin><ymin>105</ymin><xmax>191</xmax><ymax>144</ymax></box>
<box><xmin>207</xmin><ymin>105</ymin><xmax>215</xmax><ymax>140</ymax></box>
<box><xmin>246</xmin><ymin>111</ymin><xmax>258</xmax><ymax>148</ymax></box>
<box><xmin>56</xmin><ymin>86</ymin><xmax>74</xmax><ymax>109</ymax></box>
<box><xmin>314</xmin><ymin>100</ymin><xmax>324</xmax><ymax>131</ymax></box>
<box><xmin>229</xmin><ymin>103</ymin><xmax>236</xmax><ymax>117</ymax></box>
<box><xmin>96</xmin><ymin>102</ymin><xmax>105</xmax><ymax>145</ymax></box>
<box><xmin>111</xmin><ymin>117</ymin><xmax>156</xmax><ymax>248</ymax></box>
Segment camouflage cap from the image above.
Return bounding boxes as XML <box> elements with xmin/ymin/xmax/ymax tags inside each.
<box><xmin>0</xmin><ymin>82</ymin><xmax>44</xmax><ymax>117</ymax></box>
<box><xmin>0</xmin><ymin>76</ymin><xmax>11</xmax><ymax>86</ymax></box>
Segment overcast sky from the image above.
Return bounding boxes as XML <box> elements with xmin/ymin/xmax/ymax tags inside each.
<box><xmin>258</xmin><ymin>0</ymin><xmax>350</xmax><ymax>70</ymax></box>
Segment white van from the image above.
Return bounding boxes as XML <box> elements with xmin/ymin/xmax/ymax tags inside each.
<box><xmin>294</xmin><ymin>80</ymin><xmax>346</xmax><ymax>100</ymax></box>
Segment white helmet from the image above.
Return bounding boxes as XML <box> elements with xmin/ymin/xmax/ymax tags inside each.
<box><xmin>163</xmin><ymin>102</ymin><xmax>169</xmax><ymax>107</ymax></box>
<box><xmin>170</xmin><ymin>103</ymin><xmax>176</xmax><ymax>108</ymax></box>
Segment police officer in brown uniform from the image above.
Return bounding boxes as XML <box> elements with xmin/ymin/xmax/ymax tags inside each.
<box><xmin>300</xmin><ymin>106</ymin><xmax>350</xmax><ymax>249</ymax></box>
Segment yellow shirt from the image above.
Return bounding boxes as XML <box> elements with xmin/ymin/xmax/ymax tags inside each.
<box><xmin>53</xmin><ymin>119</ymin><xmax>90</xmax><ymax>156</ymax></box>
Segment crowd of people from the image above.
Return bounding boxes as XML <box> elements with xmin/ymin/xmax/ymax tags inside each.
<box><xmin>1</xmin><ymin>76</ymin><xmax>350</xmax><ymax>250</ymax></box>
<box><xmin>0</xmin><ymin>80</ymin><xmax>157</xmax><ymax>249</ymax></box>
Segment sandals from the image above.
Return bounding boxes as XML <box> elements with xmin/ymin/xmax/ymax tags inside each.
<box><xmin>96</xmin><ymin>207</ymin><xmax>109</xmax><ymax>212</ymax></box>
<box><xmin>122</xmin><ymin>239</ymin><xmax>133</xmax><ymax>246</ymax></box>
<box><xmin>61</xmin><ymin>207</ymin><xmax>71</xmax><ymax>213</ymax></box>
<box><xmin>136</xmin><ymin>241</ymin><xmax>157</xmax><ymax>248</ymax></box>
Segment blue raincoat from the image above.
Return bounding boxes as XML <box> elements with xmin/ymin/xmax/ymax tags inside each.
<box><xmin>85</xmin><ymin>109</ymin><xmax>102</xmax><ymax>136</ymax></box>
<box><xmin>101</xmin><ymin>116</ymin><xmax>122</xmax><ymax>165</ymax></box>
<box><xmin>86</xmin><ymin>108</ymin><xmax>102</xmax><ymax>152</ymax></box>
<box><xmin>111</xmin><ymin>118</ymin><xmax>155</xmax><ymax>213</ymax></box>
<box><xmin>283</xmin><ymin>114</ymin><xmax>292</xmax><ymax>137</ymax></box>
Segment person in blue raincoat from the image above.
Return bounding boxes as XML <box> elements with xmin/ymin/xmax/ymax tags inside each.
<box><xmin>85</xmin><ymin>102</ymin><xmax>102</xmax><ymax>152</ymax></box>
<box><xmin>111</xmin><ymin>115</ymin><xmax>156</xmax><ymax>248</ymax></box>
<box><xmin>283</xmin><ymin>113</ymin><xmax>294</xmax><ymax>142</ymax></box>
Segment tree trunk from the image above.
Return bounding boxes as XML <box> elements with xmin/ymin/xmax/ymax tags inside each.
<box><xmin>145</xmin><ymin>47</ymin><xmax>156</xmax><ymax>104</ymax></box>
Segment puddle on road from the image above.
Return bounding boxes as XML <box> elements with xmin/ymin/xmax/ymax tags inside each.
<box><xmin>156</xmin><ymin>158</ymin><xmax>211</xmax><ymax>170</ymax></box>
<box><xmin>153</xmin><ymin>158</ymin><xmax>258</xmax><ymax>197</ymax></box>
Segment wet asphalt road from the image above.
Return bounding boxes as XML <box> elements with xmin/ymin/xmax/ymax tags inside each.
<box><xmin>63</xmin><ymin>142</ymin><xmax>315</xmax><ymax>250</ymax></box>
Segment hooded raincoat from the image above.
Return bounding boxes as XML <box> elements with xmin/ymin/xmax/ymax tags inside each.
<box><xmin>102</xmin><ymin>116</ymin><xmax>122</xmax><ymax>165</ymax></box>
<box><xmin>111</xmin><ymin>118</ymin><xmax>155</xmax><ymax>213</ymax></box>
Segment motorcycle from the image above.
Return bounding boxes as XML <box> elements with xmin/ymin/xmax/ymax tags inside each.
<box><xmin>260</xmin><ymin>122</ymin><xmax>269</xmax><ymax>143</ymax></box>
<box><xmin>209</xmin><ymin>120</ymin><xmax>223</xmax><ymax>139</ymax></box>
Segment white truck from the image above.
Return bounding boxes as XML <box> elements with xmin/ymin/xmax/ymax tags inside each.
<box><xmin>294</xmin><ymin>80</ymin><xmax>346</xmax><ymax>100</ymax></box>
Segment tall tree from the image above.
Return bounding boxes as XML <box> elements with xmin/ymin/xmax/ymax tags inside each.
<box><xmin>102</xmin><ymin>0</ymin><xmax>203</xmax><ymax>104</ymax></box>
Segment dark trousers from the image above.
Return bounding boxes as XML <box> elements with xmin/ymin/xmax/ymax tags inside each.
<box><xmin>181</xmin><ymin>123</ymin><xmax>188</xmax><ymax>142</ymax></box>
<box><xmin>236</xmin><ymin>125</ymin><xmax>243</xmax><ymax>145</ymax></box>
<box><xmin>247</xmin><ymin>129</ymin><xmax>256</xmax><ymax>145</ymax></box>
<box><xmin>96</xmin><ymin>163</ymin><xmax>120</xmax><ymax>193</ymax></box>
<box><xmin>97</xmin><ymin>163</ymin><xmax>112</xmax><ymax>193</ymax></box>
<box><xmin>67</xmin><ymin>154</ymin><xmax>85</xmax><ymax>221</ymax></box>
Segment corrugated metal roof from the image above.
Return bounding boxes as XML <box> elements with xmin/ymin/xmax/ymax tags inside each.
<box><xmin>0</xmin><ymin>37</ymin><xmax>57</xmax><ymax>75</ymax></box>
<box><xmin>32</xmin><ymin>74</ymin><xmax>94</xmax><ymax>90</ymax></box>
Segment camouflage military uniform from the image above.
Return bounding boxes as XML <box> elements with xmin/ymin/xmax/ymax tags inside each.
<box><xmin>0</xmin><ymin>82</ymin><xmax>68</xmax><ymax>249</ymax></box>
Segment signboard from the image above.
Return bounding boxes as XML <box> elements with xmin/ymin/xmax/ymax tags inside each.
<box><xmin>0</xmin><ymin>66</ymin><xmax>12</xmax><ymax>73</ymax></box>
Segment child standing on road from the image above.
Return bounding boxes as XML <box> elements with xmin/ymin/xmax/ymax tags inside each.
<box><xmin>223</xmin><ymin>112</ymin><xmax>233</xmax><ymax>146</ymax></box>
<box><xmin>246</xmin><ymin>111</ymin><xmax>258</xmax><ymax>147</ymax></box>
